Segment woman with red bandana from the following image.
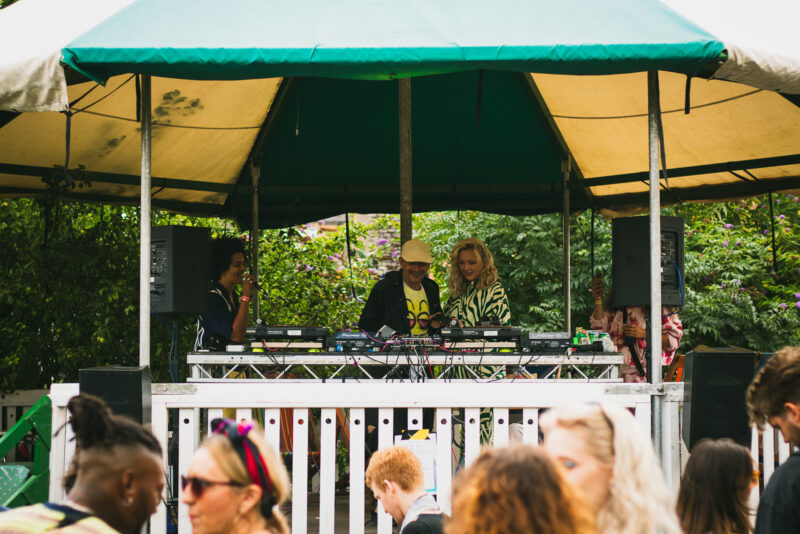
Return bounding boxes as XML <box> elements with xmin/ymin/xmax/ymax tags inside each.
<box><xmin>181</xmin><ymin>419</ymin><xmax>290</xmax><ymax>534</ymax></box>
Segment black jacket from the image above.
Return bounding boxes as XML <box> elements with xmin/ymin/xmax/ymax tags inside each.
<box><xmin>358</xmin><ymin>270</ymin><xmax>442</xmax><ymax>334</ymax></box>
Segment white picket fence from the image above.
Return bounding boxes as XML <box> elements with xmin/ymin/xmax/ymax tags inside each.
<box><xmin>0</xmin><ymin>383</ymin><xmax>776</xmax><ymax>533</ymax></box>
<box><xmin>43</xmin><ymin>381</ymin><xmax>688</xmax><ymax>534</ymax></box>
<box><xmin>750</xmin><ymin>413</ymin><xmax>794</xmax><ymax>514</ymax></box>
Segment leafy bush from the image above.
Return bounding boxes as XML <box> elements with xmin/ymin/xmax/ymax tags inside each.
<box><xmin>2</xmin><ymin>192</ymin><xmax>799</xmax><ymax>390</ymax></box>
<box><xmin>254</xmin><ymin>216</ymin><xmax>398</xmax><ymax>330</ymax></box>
<box><xmin>415</xmin><ymin>195</ymin><xmax>800</xmax><ymax>353</ymax></box>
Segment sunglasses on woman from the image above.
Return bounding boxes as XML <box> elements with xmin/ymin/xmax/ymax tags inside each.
<box><xmin>181</xmin><ymin>475</ymin><xmax>245</xmax><ymax>497</ymax></box>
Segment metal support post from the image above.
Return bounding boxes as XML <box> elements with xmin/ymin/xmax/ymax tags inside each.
<box><xmin>139</xmin><ymin>75</ymin><xmax>151</xmax><ymax>368</ymax></box>
<box><xmin>648</xmin><ymin>70</ymin><xmax>664</xmax><ymax>459</ymax></box>
<box><xmin>250</xmin><ymin>159</ymin><xmax>260</xmax><ymax>321</ymax></box>
<box><xmin>399</xmin><ymin>78</ymin><xmax>412</xmax><ymax>244</ymax></box>
<box><xmin>562</xmin><ymin>157</ymin><xmax>571</xmax><ymax>333</ymax></box>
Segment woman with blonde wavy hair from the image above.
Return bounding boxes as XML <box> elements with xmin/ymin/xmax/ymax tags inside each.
<box><xmin>181</xmin><ymin>418</ymin><xmax>290</xmax><ymax>534</ymax></box>
<box><xmin>446</xmin><ymin>238</ymin><xmax>509</xmax><ymax>327</ymax></box>
<box><xmin>446</xmin><ymin>238</ymin><xmax>511</xmax><ymax>444</ymax></box>
<box><xmin>540</xmin><ymin>402</ymin><xmax>682</xmax><ymax>534</ymax></box>
<box><xmin>445</xmin><ymin>445</ymin><xmax>598</xmax><ymax>534</ymax></box>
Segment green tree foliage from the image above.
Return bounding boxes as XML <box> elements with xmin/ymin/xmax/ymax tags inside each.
<box><xmin>2</xmin><ymin>192</ymin><xmax>799</xmax><ymax>391</ymax></box>
<box><xmin>415</xmin><ymin>196</ymin><xmax>800</xmax><ymax>352</ymax></box>
<box><xmin>1</xmin><ymin>198</ymin><xmax>145</xmax><ymax>389</ymax></box>
<box><xmin>254</xmin><ymin>216</ymin><xmax>398</xmax><ymax>329</ymax></box>
<box><xmin>415</xmin><ymin>210</ymin><xmax>609</xmax><ymax>332</ymax></box>
<box><xmin>0</xmin><ymin>177</ymin><xmax>237</xmax><ymax>389</ymax></box>
<box><xmin>673</xmin><ymin>196</ymin><xmax>800</xmax><ymax>350</ymax></box>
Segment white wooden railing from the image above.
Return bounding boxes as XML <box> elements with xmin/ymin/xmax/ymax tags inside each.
<box><xmin>0</xmin><ymin>382</ymin><xmax>785</xmax><ymax>534</ymax></box>
<box><xmin>48</xmin><ymin>381</ymin><xmax>690</xmax><ymax>534</ymax></box>
<box><xmin>750</xmin><ymin>417</ymin><xmax>794</xmax><ymax>513</ymax></box>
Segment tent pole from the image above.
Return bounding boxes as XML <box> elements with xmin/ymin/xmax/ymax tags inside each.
<box><xmin>648</xmin><ymin>71</ymin><xmax>664</xmax><ymax>460</ymax></box>
<box><xmin>562</xmin><ymin>157</ymin><xmax>571</xmax><ymax>333</ymax></box>
<box><xmin>139</xmin><ymin>75</ymin><xmax>151</xmax><ymax>368</ymax></box>
<box><xmin>399</xmin><ymin>78</ymin><xmax>412</xmax><ymax>244</ymax></box>
<box><xmin>250</xmin><ymin>160</ymin><xmax>260</xmax><ymax>322</ymax></box>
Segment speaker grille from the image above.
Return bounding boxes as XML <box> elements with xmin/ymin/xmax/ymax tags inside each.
<box><xmin>682</xmin><ymin>348</ymin><xmax>755</xmax><ymax>450</ymax></box>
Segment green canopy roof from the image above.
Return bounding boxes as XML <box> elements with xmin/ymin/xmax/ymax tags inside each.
<box><xmin>227</xmin><ymin>71</ymin><xmax>577</xmax><ymax>228</ymax></box>
<box><xmin>62</xmin><ymin>0</ymin><xmax>723</xmax><ymax>82</ymax></box>
<box><xmin>14</xmin><ymin>0</ymin><xmax>796</xmax><ymax>230</ymax></box>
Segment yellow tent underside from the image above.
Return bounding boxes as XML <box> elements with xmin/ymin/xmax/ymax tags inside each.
<box><xmin>1</xmin><ymin>71</ymin><xmax>798</xmax><ymax>215</ymax></box>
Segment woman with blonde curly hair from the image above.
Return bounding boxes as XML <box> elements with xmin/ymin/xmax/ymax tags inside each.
<box><xmin>540</xmin><ymin>402</ymin><xmax>682</xmax><ymax>534</ymax></box>
<box><xmin>446</xmin><ymin>238</ymin><xmax>511</xmax><ymax>444</ymax></box>
<box><xmin>446</xmin><ymin>238</ymin><xmax>509</xmax><ymax>327</ymax></box>
<box><xmin>445</xmin><ymin>445</ymin><xmax>598</xmax><ymax>534</ymax></box>
<box><xmin>181</xmin><ymin>418</ymin><xmax>290</xmax><ymax>534</ymax></box>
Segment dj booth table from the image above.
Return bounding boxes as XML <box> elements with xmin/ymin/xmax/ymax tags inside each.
<box><xmin>188</xmin><ymin>350</ymin><xmax>623</xmax><ymax>382</ymax></box>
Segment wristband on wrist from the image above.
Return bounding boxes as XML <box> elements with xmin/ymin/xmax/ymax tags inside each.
<box><xmin>240</xmin><ymin>295</ymin><xmax>251</xmax><ymax>303</ymax></box>
<box><xmin>594</xmin><ymin>299</ymin><xmax>603</xmax><ymax>304</ymax></box>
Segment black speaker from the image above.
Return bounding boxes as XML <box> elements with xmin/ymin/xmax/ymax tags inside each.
<box><xmin>611</xmin><ymin>215</ymin><xmax>684</xmax><ymax>308</ymax></box>
<box><xmin>151</xmin><ymin>225</ymin><xmax>210</xmax><ymax>314</ymax></box>
<box><xmin>682</xmin><ymin>346</ymin><xmax>756</xmax><ymax>450</ymax></box>
<box><xmin>79</xmin><ymin>366</ymin><xmax>152</xmax><ymax>425</ymax></box>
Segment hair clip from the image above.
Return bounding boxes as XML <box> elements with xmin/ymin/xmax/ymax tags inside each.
<box><xmin>211</xmin><ymin>418</ymin><xmax>272</xmax><ymax>496</ymax></box>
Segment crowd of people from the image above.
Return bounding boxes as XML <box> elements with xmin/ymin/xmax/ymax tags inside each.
<box><xmin>0</xmin><ymin>347</ymin><xmax>800</xmax><ymax>534</ymax></box>
<box><xmin>2</xmin><ymin>238</ymin><xmax>798</xmax><ymax>533</ymax></box>
<box><xmin>195</xmin><ymin>235</ymin><xmax>680</xmax><ymax>385</ymax></box>
<box><xmin>0</xmin><ymin>345</ymin><xmax>798</xmax><ymax>533</ymax></box>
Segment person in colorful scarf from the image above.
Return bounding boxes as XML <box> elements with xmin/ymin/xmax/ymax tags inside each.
<box><xmin>590</xmin><ymin>275</ymin><xmax>682</xmax><ymax>383</ymax></box>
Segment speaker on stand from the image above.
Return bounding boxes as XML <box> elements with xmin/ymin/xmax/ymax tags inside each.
<box><xmin>79</xmin><ymin>366</ymin><xmax>152</xmax><ymax>425</ymax></box>
<box><xmin>682</xmin><ymin>346</ymin><xmax>756</xmax><ymax>450</ymax></box>
<box><xmin>151</xmin><ymin>225</ymin><xmax>211</xmax><ymax>382</ymax></box>
<box><xmin>611</xmin><ymin>216</ymin><xmax>685</xmax><ymax>383</ymax></box>
<box><xmin>611</xmin><ymin>215</ymin><xmax>685</xmax><ymax>308</ymax></box>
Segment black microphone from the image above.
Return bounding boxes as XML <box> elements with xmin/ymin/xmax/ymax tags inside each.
<box><xmin>251</xmin><ymin>279</ymin><xmax>271</xmax><ymax>298</ymax></box>
<box><xmin>243</xmin><ymin>273</ymin><xmax>264</xmax><ymax>292</ymax></box>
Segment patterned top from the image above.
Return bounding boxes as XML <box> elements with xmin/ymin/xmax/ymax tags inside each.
<box><xmin>0</xmin><ymin>502</ymin><xmax>120</xmax><ymax>533</ymax></box>
<box><xmin>591</xmin><ymin>306</ymin><xmax>683</xmax><ymax>383</ymax></box>
<box><xmin>446</xmin><ymin>281</ymin><xmax>511</xmax><ymax>327</ymax></box>
<box><xmin>446</xmin><ymin>280</ymin><xmax>511</xmax><ymax>445</ymax></box>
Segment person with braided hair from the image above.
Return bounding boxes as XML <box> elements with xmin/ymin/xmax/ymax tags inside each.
<box><xmin>0</xmin><ymin>393</ymin><xmax>164</xmax><ymax>533</ymax></box>
<box><xmin>181</xmin><ymin>418</ymin><xmax>290</xmax><ymax>534</ymax></box>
